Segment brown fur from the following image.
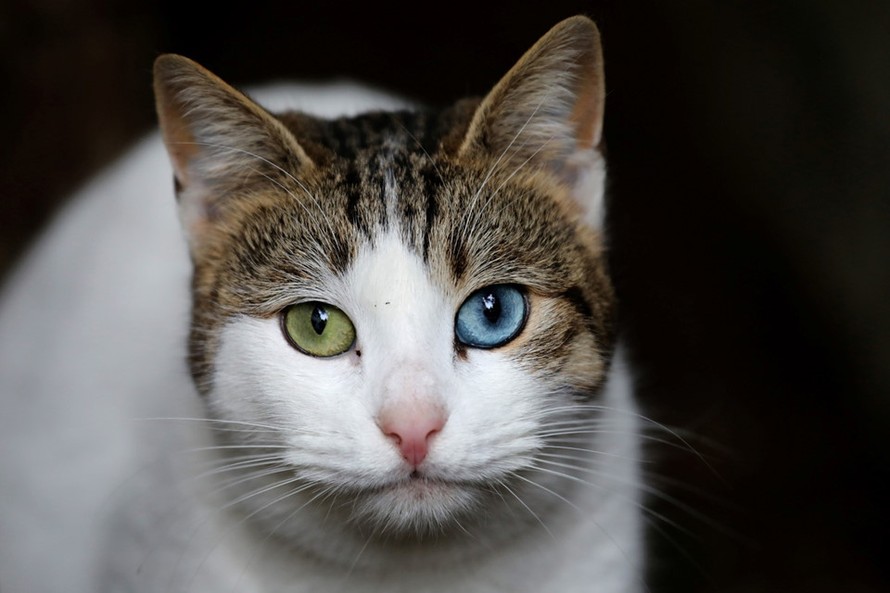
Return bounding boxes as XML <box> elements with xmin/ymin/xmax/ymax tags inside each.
<box><xmin>153</xmin><ymin>16</ymin><xmax>615</xmax><ymax>397</ymax></box>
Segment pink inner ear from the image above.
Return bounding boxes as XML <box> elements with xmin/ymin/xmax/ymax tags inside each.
<box><xmin>570</xmin><ymin>78</ymin><xmax>604</xmax><ymax>150</ymax></box>
<box><xmin>378</xmin><ymin>399</ymin><xmax>448</xmax><ymax>468</ymax></box>
<box><xmin>157</xmin><ymin>108</ymin><xmax>200</xmax><ymax>188</ymax></box>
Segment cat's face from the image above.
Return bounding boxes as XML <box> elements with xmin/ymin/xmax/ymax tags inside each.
<box><xmin>154</xmin><ymin>16</ymin><xmax>614</xmax><ymax>541</ymax></box>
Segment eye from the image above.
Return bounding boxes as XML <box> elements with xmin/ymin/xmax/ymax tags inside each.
<box><xmin>282</xmin><ymin>302</ymin><xmax>356</xmax><ymax>357</ymax></box>
<box><xmin>455</xmin><ymin>285</ymin><xmax>528</xmax><ymax>349</ymax></box>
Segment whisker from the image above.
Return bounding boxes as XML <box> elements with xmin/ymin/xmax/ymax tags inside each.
<box><xmin>509</xmin><ymin>470</ymin><xmax>648</xmax><ymax>591</ymax></box>
<box><xmin>395</xmin><ymin>120</ymin><xmax>446</xmax><ymax>187</ymax></box>
<box><xmin>182</xmin><ymin>479</ymin><xmax>320</xmax><ymax>592</ymax></box>
<box><xmin>458</xmin><ymin>90</ymin><xmax>549</xmax><ymax>244</ymax></box>
<box><xmin>526</xmin><ymin>459</ymin><xmax>716</xmax><ymax>584</ymax></box>
<box><xmin>222</xmin><ymin>474</ymin><xmax>306</xmax><ymax>510</ymax></box>
<box><xmin>538</xmin><ymin>448</ymin><xmax>641</xmax><ymax>464</ymax></box>
<box><xmin>536</xmin><ymin>419</ymin><xmax>618</xmax><ymax>432</ymax></box>
<box><xmin>180</xmin><ymin>444</ymin><xmax>294</xmax><ymax>453</ymax></box>
<box><xmin>496</xmin><ymin>479</ymin><xmax>555</xmax><ymax>540</ymax></box>
<box><xmin>229</xmin><ymin>485</ymin><xmax>337</xmax><ymax>592</ymax></box>
<box><xmin>511</xmin><ymin>472</ymin><xmax>580</xmax><ymax>512</ymax></box>
<box><xmin>539</xmin><ymin>429</ymin><xmax>713</xmax><ymax>458</ymax></box>
<box><xmin>203</xmin><ymin>464</ymin><xmax>293</xmax><ymax>496</ymax></box>
<box><xmin>340</xmin><ymin>530</ymin><xmax>375</xmax><ymax>585</ymax></box>
<box><xmin>551</xmin><ymin>403</ymin><xmax>725</xmax><ymax>480</ymax></box>
<box><xmin>172</xmin><ymin>141</ymin><xmax>339</xmax><ymax>254</ymax></box>
<box><xmin>137</xmin><ymin>416</ymin><xmax>285</xmax><ymax>433</ymax></box>
<box><xmin>530</xmin><ymin>458</ymin><xmax>741</xmax><ymax>540</ymax></box>
<box><xmin>194</xmin><ymin>452</ymin><xmax>286</xmax><ymax>469</ymax></box>
<box><xmin>468</xmin><ymin>134</ymin><xmax>556</xmax><ymax>238</ymax></box>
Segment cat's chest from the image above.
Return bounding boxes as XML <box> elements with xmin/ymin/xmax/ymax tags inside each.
<box><xmin>184</xmin><ymin>500</ymin><xmax>641</xmax><ymax>593</ymax></box>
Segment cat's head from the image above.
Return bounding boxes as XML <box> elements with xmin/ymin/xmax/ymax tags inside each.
<box><xmin>154</xmin><ymin>16</ymin><xmax>615</xmax><ymax>546</ymax></box>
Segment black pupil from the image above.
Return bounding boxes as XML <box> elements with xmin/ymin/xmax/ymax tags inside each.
<box><xmin>482</xmin><ymin>292</ymin><xmax>501</xmax><ymax>323</ymax></box>
<box><xmin>311</xmin><ymin>306</ymin><xmax>328</xmax><ymax>335</ymax></box>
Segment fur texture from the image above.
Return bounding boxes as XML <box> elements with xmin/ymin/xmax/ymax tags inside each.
<box><xmin>0</xmin><ymin>16</ymin><xmax>643</xmax><ymax>592</ymax></box>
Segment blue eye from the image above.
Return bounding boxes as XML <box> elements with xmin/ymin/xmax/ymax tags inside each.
<box><xmin>455</xmin><ymin>285</ymin><xmax>528</xmax><ymax>349</ymax></box>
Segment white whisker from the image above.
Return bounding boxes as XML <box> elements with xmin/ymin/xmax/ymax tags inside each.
<box><xmin>395</xmin><ymin>119</ymin><xmax>447</xmax><ymax>187</ymax></box>
<box><xmin>511</xmin><ymin>469</ymin><xmax>649</xmax><ymax>590</ymax></box>
<box><xmin>137</xmin><ymin>416</ymin><xmax>286</xmax><ymax>433</ymax></box>
<box><xmin>229</xmin><ymin>485</ymin><xmax>337</xmax><ymax>592</ymax></box>
<box><xmin>538</xmin><ymin>448</ymin><xmax>640</xmax><ymax>464</ymax></box>
<box><xmin>530</xmin><ymin>458</ymin><xmax>739</xmax><ymax>540</ymax></box>
<box><xmin>554</xmin><ymin>403</ymin><xmax>724</xmax><ymax>479</ymax></box>
<box><xmin>468</xmin><ymin>134</ymin><xmax>557</xmax><ymax>241</ymax></box>
<box><xmin>496</xmin><ymin>479</ymin><xmax>555</xmax><ymax>540</ymax></box>
<box><xmin>172</xmin><ymin>141</ymin><xmax>341</xmax><ymax>267</ymax></box>
<box><xmin>181</xmin><ymin>479</ymin><xmax>320</xmax><ymax>591</ymax></box>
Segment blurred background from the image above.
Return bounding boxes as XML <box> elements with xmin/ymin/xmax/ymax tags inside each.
<box><xmin>0</xmin><ymin>1</ymin><xmax>887</xmax><ymax>591</ymax></box>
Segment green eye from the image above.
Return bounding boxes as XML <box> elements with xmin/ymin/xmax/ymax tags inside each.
<box><xmin>282</xmin><ymin>302</ymin><xmax>356</xmax><ymax>357</ymax></box>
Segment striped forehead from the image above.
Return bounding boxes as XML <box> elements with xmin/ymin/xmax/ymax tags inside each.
<box><xmin>336</xmin><ymin>146</ymin><xmax>443</xmax><ymax>258</ymax></box>
<box><xmin>219</xmin><ymin>103</ymin><xmax>589</xmax><ymax>315</ymax></box>
<box><xmin>289</xmin><ymin>110</ymin><xmax>576</xmax><ymax>283</ymax></box>
<box><xmin>284</xmin><ymin>109</ymin><xmax>448</xmax><ymax>260</ymax></box>
<box><xmin>220</xmin><ymin>141</ymin><xmax>582</xmax><ymax>319</ymax></box>
<box><xmin>324</xmin><ymin>145</ymin><xmax>583</xmax><ymax>294</ymax></box>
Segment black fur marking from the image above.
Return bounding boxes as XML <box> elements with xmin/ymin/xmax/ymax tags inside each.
<box><xmin>327</xmin><ymin>234</ymin><xmax>353</xmax><ymax>275</ymax></box>
<box><xmin>373</xmin><ymin>154</ymin><xmax>390</xmax><ymax>231</ymax></box>
<box><xmin>448</xmin><ymin>231</ymin><xmax>468</xmax><ymax>282</ymax></box>
<box><xmin>329</xmin><ymin>118</ymin><xmax>356</xmax><ymax>154</ymax></box>
<box><xmin>561</xmin><ymin>286</ymin><xmax>595</xmax><ymax>330</ymax></box>
<box><xmin>421</xmin><ymin>166</ymin><xmax>440</xmax><ymax>262</ymax></box>
<box><xmin>390</xmin><ymin>151</ymin><xmax>411</xmax><ymax>173</ymax></box>
<box><xmin>343</xmin><ymin>165</ymin><xmax>366</xmax><ymax>234</ymax></box>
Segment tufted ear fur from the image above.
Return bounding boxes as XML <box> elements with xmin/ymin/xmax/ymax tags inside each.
<box><xmin>458</xmin><ymin>16</ymin><xmax>607</xmax><ymax>229</ymax></box>
<box><xmin>153</xmin><ymin>54</ymin><xmax>314</xmax><ymax>252</ymax></box>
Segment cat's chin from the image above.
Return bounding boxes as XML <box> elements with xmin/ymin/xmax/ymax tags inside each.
<box><xmin>349</xmin><ymin>476</ymin><xmax>483</xmax><ymax>536</ymax></box>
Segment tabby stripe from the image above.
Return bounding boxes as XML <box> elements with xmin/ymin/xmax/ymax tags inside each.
<box><xmin>329</xmin><ymin>119</ymin><xmax>352</xmax><ymax>154</ymax></box>
<box><xmin>561</xmin><ymin>286</ymin><xmax>594</xmax><ymax>326</ymax></box>
<box><xmin>448</xmin><ymin>231</ymin><xmax>468</xmax><ymax>282</ymax></box>
<box><xmin>343</xmin><ymin>165</ymin><xmax>369</xmax><ymax>237</ymax></box>
<box><xmin>420</xmin><ymin>165</ymin><xmax>439</xmax><ymax>262</ymax></box>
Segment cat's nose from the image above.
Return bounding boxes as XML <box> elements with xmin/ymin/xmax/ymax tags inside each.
<box><xmin>377</xmin><ymin>400</ymin><xmax>447</xmax><ymax>467</ymax></box>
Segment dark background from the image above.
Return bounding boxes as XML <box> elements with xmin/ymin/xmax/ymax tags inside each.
<box><xmin>1</xmin><ymin>1</ymin><xmax>888</xmax><ymax>592</ymax></box>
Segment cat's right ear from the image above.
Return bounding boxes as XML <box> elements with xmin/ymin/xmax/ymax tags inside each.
<box><xmin>153</xmin><ymin>54</ymin><xmax>314</xmax><ymax>251</ymax></box>
<box><xmin>456</xmin><ymin>16</ymin><xmax>607</xmax><ymax>230</ymax></box>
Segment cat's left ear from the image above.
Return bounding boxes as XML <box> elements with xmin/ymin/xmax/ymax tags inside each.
<box><xmin>153</xmin><ymin>54</ymin><xmax>314</xmax><ymax>251</ymax></box>
<box><xmin>457</xmin><ymin>16</ymin><xmax>607</xmax><ymax>229</ymax></box>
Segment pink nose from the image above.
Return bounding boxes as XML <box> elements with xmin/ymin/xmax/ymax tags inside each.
<box><xmin>378</xmin><ymin>404</ymin><xmax>447</xmax><ymax>467</ymax></box>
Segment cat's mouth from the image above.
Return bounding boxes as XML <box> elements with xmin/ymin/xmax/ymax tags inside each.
<box><xmin>345</xmin><ymin>474</ymin><xmax>483</xmax><ymax>534</ymax></box>
<box><xmin>377</xmin><ymin>471</ymin><xmax>460</xmax><ymax>497</ymax></box>
<box><xmin>397</xmin><ymin>472</ymin><xmax>453</xmax><ymax>490</ymax></box>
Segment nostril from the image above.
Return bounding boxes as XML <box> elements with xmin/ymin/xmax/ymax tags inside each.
<box><xmin>377</xmin><ymin>405</ymin><xmax>447</xmax><ymax>467</ymax></box>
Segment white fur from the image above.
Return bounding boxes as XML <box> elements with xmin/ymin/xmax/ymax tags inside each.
<box><xmin>0</xmin><ymin>85</ymin><xmax>642</xmax><ymax>592</ymax></box>
<box><xmin>570</xmin><ymin>150</ymin><xmax>608</xmax><ymax>230</ymax></box>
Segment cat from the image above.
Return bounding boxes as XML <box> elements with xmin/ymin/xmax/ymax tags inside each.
<box><xmin>0</xmin><ymin>15</ymin><xmax>643</xmax><ymax>593</ymax></box>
